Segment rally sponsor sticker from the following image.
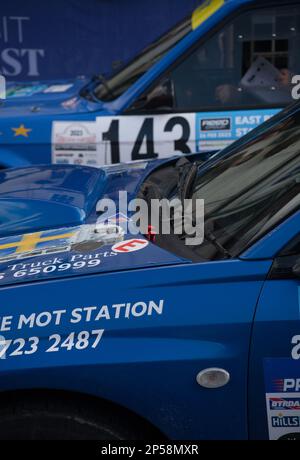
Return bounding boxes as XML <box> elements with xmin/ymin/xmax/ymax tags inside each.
<box><xmin>0</xmin><ymin>222</ymin><xmax>124</xmax><ymax>285</ymax></box>
<box><xmin>0</xmin><ymin>226</ymin><xmax>180</xmax><ymax>287</ymax></box>
<box><xmin>6</xmin><ymin>84</ymin><xmax>48</xmax><ymax>98</ymax></box>
<box><xmin>52</xmin><ymin>113</ymin><xmax>196</xmax><ymax>166</ymax></box>
<box><xmin>201</xmin><ymin>117</ymin><xmax>231</xmax><ymax>131</ymax></box>
<box><xmin>52</xmin><ymin>110</ymin><xmax>280</xmax><ymax>167</ymax></box>
<box><xmin>52</xmin><ymin>121</ymin><xmax>101</xmax><ymax>167</ymax></box>
<box><xmin>196</xmin><ymin>109</ymin><xmax>279</xmax><ymax>152</ymax></box>
<box><xmin>112</xmin><ymin>239</ymin><xmax>149</xmax><ymax>253</ymax></box>
<box><xmin>43</xmin><ymin>84</ymin><xmax>73</xmax><ymax>94</ymax></box>
<box><xmin>0</xmin><ymin>299</ymin><xmax>165</xmax><ymax>362</ymax></box>
<box><xmin>0</xmin><ymin>222</ymin><xmax>124</xmax><ymax>264</ymax></box>
<box><xmin>264</xmin><ymin>358</ymin><xmax>300</xmax><ymax>440</ymax></box>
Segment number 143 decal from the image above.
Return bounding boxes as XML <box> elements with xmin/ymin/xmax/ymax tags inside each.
<box><xmin>98</xmin><ymin>113</ymin><xmax>196</xmax><ymax>164</ymax></box>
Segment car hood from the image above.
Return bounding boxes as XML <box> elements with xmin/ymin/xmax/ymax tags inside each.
<box><xmin>0</xmin><ymin>162</ymin><xmax>188</xmax><ymax>287</ymax></box>
<box><xmin>1</xmin><ymin>77</ymin><xmax>103</xmax><ymax>118</ymax></box>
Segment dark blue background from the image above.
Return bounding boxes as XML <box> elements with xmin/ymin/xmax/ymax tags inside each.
<box><xmin>0</xmin><ymin>0</ymin><xmax>200</xmax><ymax>81</ymax></box>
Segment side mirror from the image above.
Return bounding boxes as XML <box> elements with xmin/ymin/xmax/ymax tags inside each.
<box><xmin>130</xmin><ymin>78</ymin><xmax>174</xmax><ymax>111</ymax></box>
<box><xmin>269</xmin><ymin>255</ymin><xmax>300</xmax><ymax>279</ymax></box>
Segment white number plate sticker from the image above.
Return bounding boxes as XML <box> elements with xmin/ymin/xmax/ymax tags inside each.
<box><xmin>52</xmin><ymin>114</ymin><xmax>196</xmax><ymax>166</ymax></box>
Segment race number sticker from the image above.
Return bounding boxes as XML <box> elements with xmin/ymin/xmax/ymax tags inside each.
<box><xmin>52</xmin><ymin>109</ymin><xmax>281</xmax><ymax>167</ymax></box>
<box><xmin>52</xmin><ymin>114</ymin><xmax>196</xmax><ymax>166</ymax></box>
<box><xmin>96</xmin><ymin>113</ymin><xmax>196</xmax><ymax>164</ymax></box>
<box><xmin>52</xmin><ymin>121</ymin><xmax>101</xmax><ymax>167</ymax></box>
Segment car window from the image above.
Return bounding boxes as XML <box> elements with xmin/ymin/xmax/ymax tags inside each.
<box><xmin>278</xmin><ymin>233</ymin><xmax>300</xmax><ymax>256</ymax></box>
<box><xmin>158</xmin><ymin>4</ymin><xmax>300</xmax><ymax>111</ymax></box>
<box><xmin>191</xmin><ymin>107</ymin><xmax>300</xmax><ymax>258</ymax></box>
<box><xmin>95</xmin><ymin>16</ymin><xmax>192</xmax><ymax>102</ymax></box>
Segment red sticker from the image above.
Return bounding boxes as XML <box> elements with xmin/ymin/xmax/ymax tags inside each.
<box><xmin>112</xmin><ymin>239</ymin><xmax>149</xmax><ymax>253</ymax></box>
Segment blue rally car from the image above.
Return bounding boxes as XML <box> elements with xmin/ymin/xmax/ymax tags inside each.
<box><xmin>0</xmin><ymin>0</ymin><xmax>300</xmax><ymax>169</ymax></box>
<box><xmin>0</xmin><ymin>98</ymin><xmax>299</xmax><ymax>440</ymax></box>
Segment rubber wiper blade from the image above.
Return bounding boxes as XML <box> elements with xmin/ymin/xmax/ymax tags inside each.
<box><xmin>176</xmin><ymin>158</ymin><xmax>198</xmax><ymax>203</ymax></box>
<box><xmin>205</xmin><ymin>229</ymin><xmax>232</xmax><ymax>259</ymax></box>
<box><xmin>94</xmin><ymin>73</ymin><xmax>115</xmax><ymax>99</ymax></box>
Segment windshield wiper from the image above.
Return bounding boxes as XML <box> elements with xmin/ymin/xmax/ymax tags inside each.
<box><xmin>80</xmin><ymin>77</ymin><xmax>100</xmax><ymax>102</ymax></box>
<box><xmin>205</xmin><ymin>228</ymin><xmax>232</xmax><ymax>259</ymax></box>
<box><xmin>175</xmin><ymin>158</ymin><xmax>233</xmax><ymax>258</ymax></box>
<box><xmin>176</xmin><ymin>158</ymin><xmax>199</xmax><ymax>203</ymax></box>
<box><xmin>93</xmin><ymin>74</ymin><xmax>115</xmax><ymax>99</ymax></box>
<box><xmin>177</xmin><ymin>221</ymin><xmax>232</xmax><ymax>258</ymax></box>
<box><xmin>80</xmin><ymin>74</ymin><xmax>115</xmax><ymax>102</ymax></box>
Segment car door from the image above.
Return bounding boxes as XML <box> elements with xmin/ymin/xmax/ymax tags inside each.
<box><xmin>249</xmin><ymin>234</ymin><xmax>300</xmax><ymax>440</ymax></box>
<box><xmin>112</xmin><ymin>1</ymin><xmax>300</xmax><ymax>164</ymax></box>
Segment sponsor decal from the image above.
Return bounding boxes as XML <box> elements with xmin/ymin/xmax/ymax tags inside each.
<box><xmin>0</xmin><ymin>208</ymin><xmax>181</xmax><ymax>287</ymax></box>
<box><xmin>269</xmin><ymin>397</ymin><xmax>300</xmax><ymax>410</ymax></box>
<box><xmin>11</xmin><ymin>124</ymin><xmax>32</xmax><ymax>138</ymax></box>
<box><xmin>7</xmin><ymin>84</ymin><xmax>73</xmax><ymax>98</ymax></box>
<box><xmin>52</xmin><ymin>114</ymin><xmax>196</xmax><ymax>166</ymax></box>
<box><xmin>52</xmin><ymin>121</ymin><xmax>100</xmax><ymax>167</ymax></box>
<box><xmin>7</xmin><ymin>84</ymin><xmax>47</xmax><ymax>98</ymax></box>
<box><xmin>201</xmin><ymin>118</ymin><xmax>231</xmax><ymax>131</ymax></box>
<box><xmin>0</xmin><ymin>222</ymin><xmax>124</xmax><ymax>264</ymax></box>
<box><xmin>43</xmin><ymin>84</ymin><xmax>73</xmax><ymax>94</ymax></box>
<box><xmin>270</xmin><ymin>378</ymin><xmax>300</xmax><ymax>393</ymax></box>
<box><xmin>0</xmin><ymin>250</ymin><xmax>117</xmax><ymax>284</ymax></box>
<box><xmin>264</xmin><ymin>358</ymin><xmax>300</xmax><ymax>440</ymax></box>
<box><xmin>52</xmin><ymin>110</ymin><xmax>281</xmax><ymax>166</ymax></box>
<box><xmin>271</xmin><ymin>415</ymin><xmax>300</xmax><ymax>428</ymax></box>
<box><xmin>112</xmin><ymin>239</ymin><xmax>149</xmax><ymax>254</ymax></box>
<box><xmin>196</xmin><ymin>109</ymin><xmax>278</xmax><ymax>152</ymax></box>
<box><xmin>0</xmin><ymin>299</ymin><xmax>165</xmax><ymax>360</ymax></box>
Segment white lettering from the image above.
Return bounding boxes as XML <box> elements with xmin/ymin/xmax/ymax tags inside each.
<box><xmin>292</xmin><ymin>75</ymin><xmax>300</xmax><ymax>100</ymax></box>
<box><xmin>292</xmin><ymin>335</ymin><xmax>300</xmax><ymax>360</ymax></box>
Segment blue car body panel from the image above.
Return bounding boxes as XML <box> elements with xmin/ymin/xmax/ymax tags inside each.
<box><xmin>0</xmin><ymin>0</ymin><xmax>299</xmax><ymax>440</ymax></box>
<box><xmin>249</xmin><ymin>276</ymin><xmax>300</xmax><ymax>439</ymax></box>
<box><xmin>0</xmin><ymin>0</ymin><xmax>286</xmax><ymax>168</ymax></box>
<box><xmin>0</xmin><ymin>258</ymin><xmax>271</xmax><ymax>440</ymax></box>
<box><xmin>0</xmin><ymin>147</ymin><xmax>298</xmax><ymax>439</ymax></box>
<box><xmin>0</xmin><ymin>165</ymin><xmax>106</xmax><ymax>235</ymax></box>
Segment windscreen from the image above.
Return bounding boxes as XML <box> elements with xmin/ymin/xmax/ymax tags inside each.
<box><xmin>192</xmin><ymin>107</ymin><xmax>300</xmax><ymax>257</ymax></box>
<box><xmin>95</xmin><ymin>17</ymin><xmax>192</xmax><ymax>102</ymax></box>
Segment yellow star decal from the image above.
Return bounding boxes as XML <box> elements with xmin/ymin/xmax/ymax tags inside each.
<box><xmin>12</xmin><ymin>124</ymin><xmax>32</xmax><ymax>138</ymax></box>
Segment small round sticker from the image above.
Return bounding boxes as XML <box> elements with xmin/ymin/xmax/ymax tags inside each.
<box><xmin>112</xmin><ymin>239</ymin><xmax>149</xmax><ymax>253</ymax></box>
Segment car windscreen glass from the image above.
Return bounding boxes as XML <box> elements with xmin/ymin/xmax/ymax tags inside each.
<box><xmin>192</xmin><ymin>109</ymin><xmax>300</xmax><ymax>257</ymax></box>
<box><xmin>94</xmin><ymin>17</ymin><xmax>191</xmax><ymax>102</ymax></box>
